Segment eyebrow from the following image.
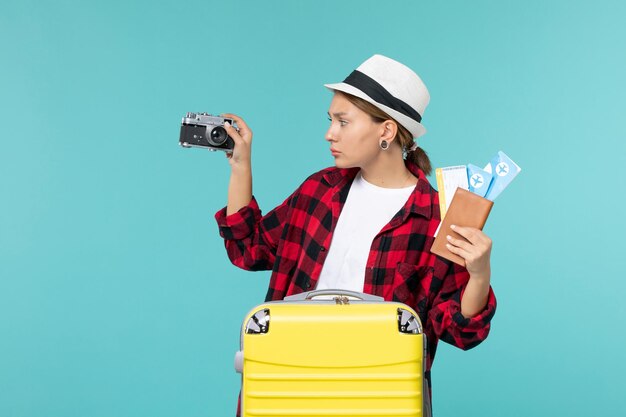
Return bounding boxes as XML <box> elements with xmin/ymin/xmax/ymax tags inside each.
<box><xmin>327</xmin><ymin>111</ymin><xmax>348</xmax><ymax>117</ymax></box>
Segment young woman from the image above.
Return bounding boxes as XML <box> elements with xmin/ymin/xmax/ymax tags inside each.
<box><xmin>215</xmin><ymin>54</ymin><xmax>496</xmax><ymax>414</ymax></box>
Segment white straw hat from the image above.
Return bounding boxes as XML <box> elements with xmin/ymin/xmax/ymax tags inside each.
<box><xmin>324</xmin><ymin>54</ymin><xmax>430</xmax><ymax>139</ymax></box>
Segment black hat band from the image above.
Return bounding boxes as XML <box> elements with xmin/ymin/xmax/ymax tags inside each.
<box><xmin>342</xmin><ymin>70</ymin><xmax>422</xmax><ymax>123</ymax></box>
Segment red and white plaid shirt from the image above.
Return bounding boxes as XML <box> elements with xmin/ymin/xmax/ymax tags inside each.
<box><xmin>215</xmin><ymin>159</ymin><xmax>496</xmax><ymax>390</ymax></box>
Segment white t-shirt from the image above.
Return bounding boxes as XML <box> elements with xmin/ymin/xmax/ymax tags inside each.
<box><xmin>315</xmin><ymin>171</ymin><xmax>415</xmax><ymax>293</ymax></box>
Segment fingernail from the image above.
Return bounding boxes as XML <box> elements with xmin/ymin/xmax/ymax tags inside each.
<box><xmin>446</xmin><ymin>235</ymin><xmax>452</xmax><ymax>240</ymax></box>
<box><xmin>450</xmin><ymin>224</ymin><xmax>456</xmax><ymax>229</ymax></box>
<box><xmin>446</xmin><ymin>244</ymin><xmax>451</xmax><ymax>249</ymax></box>
<box><xmin>224</xmin><ymin>121</ymin><xmax>231</xmax><ymax>127</ymax></box>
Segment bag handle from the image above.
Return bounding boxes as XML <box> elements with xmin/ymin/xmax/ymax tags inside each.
<box><xmin>283</xmin><ymin>289</ymin><xmax>384</xmax><ymax>302</ymax></box>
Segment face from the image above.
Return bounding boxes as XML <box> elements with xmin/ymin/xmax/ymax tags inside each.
<box><xmin>325</xmin><ymin>93</ymin><xmax>387</xmax><ymax>168</ymax></box>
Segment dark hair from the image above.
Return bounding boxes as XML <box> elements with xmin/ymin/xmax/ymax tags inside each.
<box><xmin>336</xmin><ymin>91</ymin><xmax>432</xmax><ymax>176</ymax></box>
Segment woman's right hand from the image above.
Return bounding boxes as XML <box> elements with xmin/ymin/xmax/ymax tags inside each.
<box><xmin>222</xmin><ymin>113</ymin><xmax>253</xmax><ymax>215</ymax></box>
<box><xmin>221</xmin><ymin>113</ymin><xmax>252</xmax><ymax>171</ymax></box>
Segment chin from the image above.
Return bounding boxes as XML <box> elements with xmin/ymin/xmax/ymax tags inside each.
<box><xmin>333</xmin><ymin>159</ymin><xmax>352</xmax><ymax>169</ymax></box>
<box><xmin>333</xmin><ymin>155</ymin><xmax>363</xmax><ymax>169</ymax></box>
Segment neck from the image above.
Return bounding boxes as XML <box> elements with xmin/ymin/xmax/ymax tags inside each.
<box><xmin>360</xmin><ymin>148</ymin><xmax>417</xmax><ymax>188</ymax></box>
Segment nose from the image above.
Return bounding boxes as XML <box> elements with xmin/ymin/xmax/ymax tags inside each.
<box><xmin>325</xmin><ymin>124</ymin><xmax>335</xmax><ymax>142</ymax></box>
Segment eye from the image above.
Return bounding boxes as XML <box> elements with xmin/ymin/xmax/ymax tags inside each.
<box><xmin>327</xmin><ymin>116</ymin><xmax>348</xmax><ymax>127</ymax></box>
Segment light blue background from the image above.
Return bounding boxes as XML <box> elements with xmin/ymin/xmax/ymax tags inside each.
<box><xmin>1</xmin><ymin>1</ymin><xmax>625</xmax><ymax>416</ymax></box>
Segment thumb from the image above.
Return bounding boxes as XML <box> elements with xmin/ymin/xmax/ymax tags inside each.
<box><xmin>223</xmin><ymin>121</ymin><xmax>243</xmax><ymax>144</ymax></box>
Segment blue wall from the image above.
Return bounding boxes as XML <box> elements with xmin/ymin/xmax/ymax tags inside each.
<box><xmin>1</xmin><ymin>1</ymin><xmax>624</xmax><ymax>416</ymax></box>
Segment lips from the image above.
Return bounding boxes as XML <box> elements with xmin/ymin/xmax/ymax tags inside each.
<box><xmin>330</xmin><ymin>148</ymin><xmax>341</xmax><ymax>155</ymax></box>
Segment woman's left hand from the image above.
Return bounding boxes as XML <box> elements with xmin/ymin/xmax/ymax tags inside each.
<box><xmin>445</xmin><ymin>225</ymin><xmax>492</xmax><ymax>281</ymax></box>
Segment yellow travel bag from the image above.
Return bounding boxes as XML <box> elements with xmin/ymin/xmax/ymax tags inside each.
<box><xmin>234</xmin><ymin>289</ymin><xmax>430</xmax><ymax>417</ymax></box>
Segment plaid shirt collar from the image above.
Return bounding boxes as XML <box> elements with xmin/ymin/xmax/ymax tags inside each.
<box><xmin>321</xmin><ymin>159</ymin><xmax>434</xmax><ymax>222</ymax></box>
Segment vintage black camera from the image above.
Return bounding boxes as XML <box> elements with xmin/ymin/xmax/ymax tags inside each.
<box><xmin>179</xmin><ymin>112</ymin><xmax>236</xmax><ymax>152</ymax></box>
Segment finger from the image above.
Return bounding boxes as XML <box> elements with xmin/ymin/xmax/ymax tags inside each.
<box><xmin>449</xmin><ymin>225</ymin><xmax>482</xmax><ymax>245</ymax></box>
<box><xmin>447</xmin><ymin>235</ymin><xmax>488</xmax><ymax>266</ymax></box>
<box><xmin>451</xmin><ymin>225</ymin><xmax>492</xmax><ymax>246</ymax></box>
<box><xmin>448</xmin><ymin>234</ymin><xmax>492</xmax><ymax>263</ymax></box>
<box><xmin>223</xmin><ymin>121</ymin><xmax>244</xmax><ymax>144</ymax></box>
<box><xmin>446</xmin><ymin>234</ymin><xmax>473</xmax><ymax>252</ymax></box>
<box><xmin>221</xmin><ymin>113</ymin><xmax>251</xmax><ymax>134</ymax></box>
<box><xmin>446</xmin><ymin>242</ymin><xmax>471</xmax><ymax>263</ymax></box>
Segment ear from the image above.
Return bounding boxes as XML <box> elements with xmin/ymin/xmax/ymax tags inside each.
<box><xmin>380</xmin><ymin>120</ymin><xmax>398</xmax><ymax>143</ymax></box>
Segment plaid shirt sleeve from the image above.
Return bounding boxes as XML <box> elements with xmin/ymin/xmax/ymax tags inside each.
<box><xmin>428</xmin><ymin>258</ymin><xmax>497</xmax><ymax>350</ymax></box>
<box><xmin>214</xmin><ymin>190</ymin><xmax>296</xmax><ymax>272</ymax></box>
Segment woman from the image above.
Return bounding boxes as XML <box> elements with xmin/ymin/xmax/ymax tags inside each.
<box><xmin>215</xmin><ymin>54</ymin><xmax>496</xmax><ymax>414</ymax></box>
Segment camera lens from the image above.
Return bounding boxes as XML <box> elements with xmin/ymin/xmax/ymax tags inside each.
<box><xmin>208</xmin><ymin>126</ymin><xmax>228</xmax><ymax>146</ymax></box>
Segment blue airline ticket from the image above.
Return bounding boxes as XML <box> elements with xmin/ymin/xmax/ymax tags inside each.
<box><xmin>483</xmin><ymin>151</ymin><xmax>521</xmax><ymax>201</ymax></box>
